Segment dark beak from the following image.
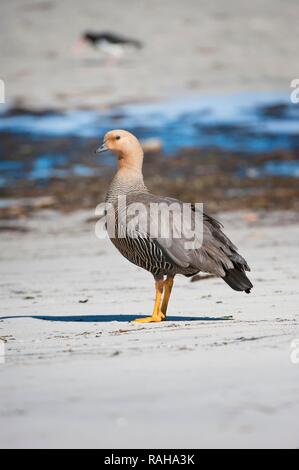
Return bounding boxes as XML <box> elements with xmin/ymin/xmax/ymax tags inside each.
<box><xmin>96</xmin><ymin>142</ymin><xmax>108</xmax><ymax>154</ymax></box>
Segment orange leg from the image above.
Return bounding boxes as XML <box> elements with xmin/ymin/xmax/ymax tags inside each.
<box><xmin>161</xmin><ymin>276</ymin><xmax>174</xmax><ymax>317</ymax></box>
<box><xmin>133</xmin><ymin>277</ymin><xmax>174</xmax><ymax>323</ymax></box>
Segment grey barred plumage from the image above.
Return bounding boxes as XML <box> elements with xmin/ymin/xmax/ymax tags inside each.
<box><xmin>107</xmin><ymin>191</ymin><xmax>251</xmax><ymax>281</ymax></box>
<box><xmin>97</xmin><ymin>129</ymin><xmax>253</xmax><ymax>323</ymax></box>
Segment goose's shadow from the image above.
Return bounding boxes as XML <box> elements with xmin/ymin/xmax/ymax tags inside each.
<box><xmin>0</xmin><ymin>314</ymin><xmax>233</xmax><ymax>323</ymax></box>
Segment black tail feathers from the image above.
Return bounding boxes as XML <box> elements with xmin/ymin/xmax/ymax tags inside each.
<box><xmin>223</xmin><ymin>267</ymin><xmax>253</xmax><ymax>294</ymax></box>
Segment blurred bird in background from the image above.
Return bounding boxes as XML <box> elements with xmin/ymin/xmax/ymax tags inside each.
<box><xmin>75</xmin><ymin>31</ymin><xmax>143</xmax><ymax>62</ymax></box>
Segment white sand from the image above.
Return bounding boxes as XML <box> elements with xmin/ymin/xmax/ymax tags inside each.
<box><xmin>0</xmin><ymin>210</ymin><xmax>298</xmax><ymax>449</ymax></box>
<box><xmin>1</xmin><ymin>0</ymin><xmax>298</xmax><ymax>109</ymax></box>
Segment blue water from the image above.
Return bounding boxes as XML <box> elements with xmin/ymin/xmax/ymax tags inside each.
<box><xmin>0</xmin><ymin>153</ymin><xmax>100</xmax><ymax>187</ymax></box>
<box><xmin>0</xmin><ymin>92</ymin><xmax>299</xmax><ymax>185</ymax></box>
<box><xmin>261</xmin><ymin>160</ymin><xmax>299</xmax><ymax>177</ymax></box>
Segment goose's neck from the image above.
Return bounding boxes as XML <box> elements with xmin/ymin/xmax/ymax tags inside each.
<box><xmin>105</xmin><ymin>167</ymin><xmax>148</xmax><ymax>204</ymax></box>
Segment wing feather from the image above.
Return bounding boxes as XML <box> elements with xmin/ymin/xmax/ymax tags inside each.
<box><xmin>125</xmin><ymin>193</ymin><xmax>250</xmax><ymax>276</ymax></box>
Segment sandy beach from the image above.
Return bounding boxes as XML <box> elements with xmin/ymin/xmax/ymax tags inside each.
<box><xmin>0</xmin><ymin>210</ymin><xmax>298</xmax><ymax>448</ymax></box>
<box><xmin>1</xmin><ymin>0</ymin><xmax>299</xmax><ymax>109</ymax></box>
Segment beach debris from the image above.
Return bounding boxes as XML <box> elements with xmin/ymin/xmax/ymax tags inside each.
<box><xmin>0</xmin><ymin>225</ymin><xmax>30</xmax><ymax>233</ymax></box>
<box><xmin>242</xmin><ymin>212</ymin><xmax>258</xmax><ymax>223</ymax></box>
<box><xmin>141</xmin><ymin>138</ymin><xmax>162</xmax><ymax>153</ymax></box>
<box><xmin>111</xmin><ymin>350</ymin><xmax>121</xmax><ymax>357</ymax></box>
<box><xmin>0</xmin><ymin>196</ymin><xmax>56</xmax><ymax>220</ymax></box>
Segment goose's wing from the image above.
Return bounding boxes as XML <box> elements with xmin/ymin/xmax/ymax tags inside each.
<box><xmin>126</xmin><ymin>193</ymin><xmax>251</xmax><ymax>278</ymax></box>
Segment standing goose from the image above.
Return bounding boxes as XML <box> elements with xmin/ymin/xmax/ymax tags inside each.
<box><xmin>97</xmin><ymin>130</ymin><xmax>253</xmax><ymax>323</ymax></box>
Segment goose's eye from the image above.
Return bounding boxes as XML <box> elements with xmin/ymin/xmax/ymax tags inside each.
<box><xmin>115</xmin><ymin>135</ymin><xmax>121</xmax><ymax>140</ymax></box>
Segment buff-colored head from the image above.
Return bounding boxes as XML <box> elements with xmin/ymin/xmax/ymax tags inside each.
<box><xmin>96</xmin><ymin>129</ymin><xmax>143</xmax><ymax>171</ymax></box>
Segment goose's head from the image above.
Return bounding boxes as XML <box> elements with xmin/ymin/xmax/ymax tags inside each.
<box><xmin>96</xmin><ymin>129</ymin><xmax>143</xmax><ymax>170</ymax></box>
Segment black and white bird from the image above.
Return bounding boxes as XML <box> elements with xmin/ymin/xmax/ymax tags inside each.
<box><xmin>79</xmin><ymin>31</ymin><xmax>143</xmax><ymax>59</ymax></box>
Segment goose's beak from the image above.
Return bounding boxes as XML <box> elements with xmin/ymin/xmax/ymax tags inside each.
<box><xmin>96</xmin><ymin>142</ymin><xmax>108</xmax><ymax>154</ymax></box>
